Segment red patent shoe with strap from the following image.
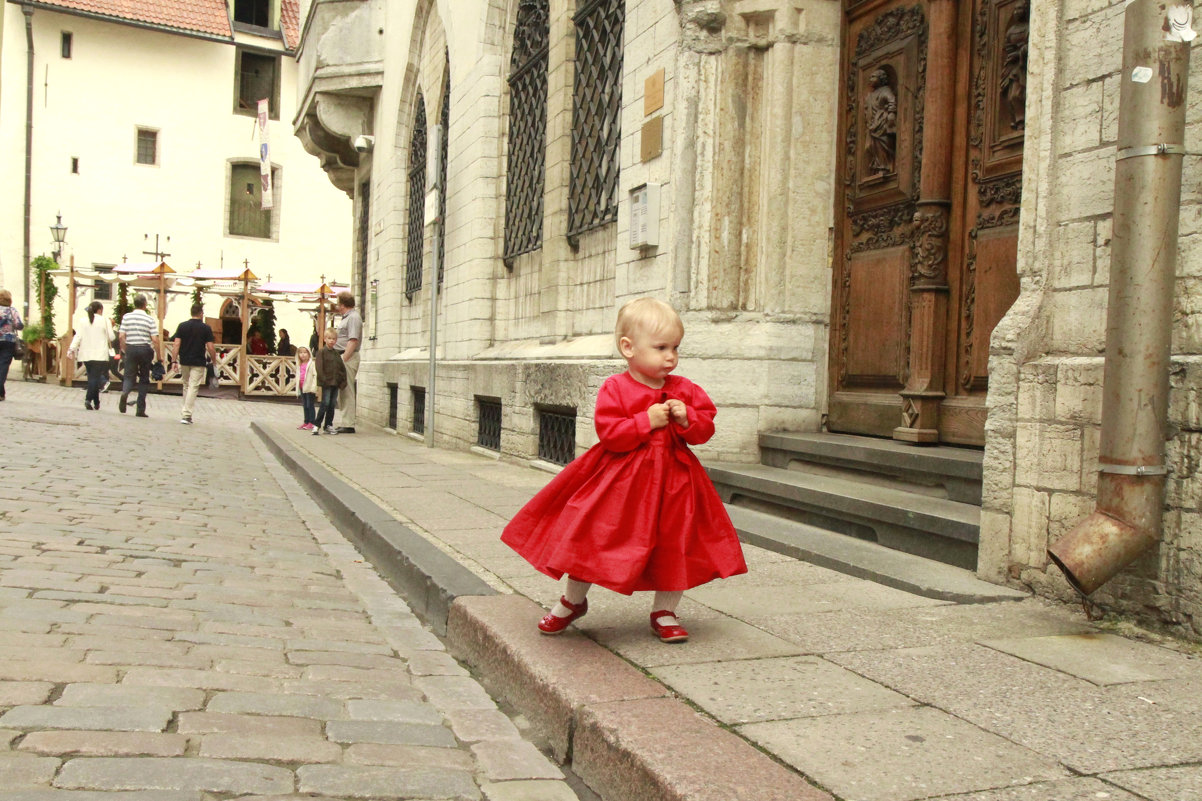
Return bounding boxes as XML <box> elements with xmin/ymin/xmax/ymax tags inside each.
<box><xmin>649</xmin><ymin>610</ymin><xmax>689</xmax><ymax>643</ymax></box>
<box><xmin>537</xmin><ymin>597</ymin><xmax>588</xmax><ymax>634</ymax></box>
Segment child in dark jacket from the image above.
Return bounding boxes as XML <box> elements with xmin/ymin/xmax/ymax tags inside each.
<box><xmin>313</xmin><ymin>329</ymin><xmax>347</xmax><ymax>435</ymax></box>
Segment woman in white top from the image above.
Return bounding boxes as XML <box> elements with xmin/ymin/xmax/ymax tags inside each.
<box><xmin>68</xmin><ymin>301</ymin><xmax>114</xmax><ymax>410</ymax></box>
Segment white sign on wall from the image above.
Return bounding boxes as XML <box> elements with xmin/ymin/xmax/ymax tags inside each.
<box><xmin>629</xmin><ymin>183</ymin><xmax>660</xmax><ymax>250</ymax></box>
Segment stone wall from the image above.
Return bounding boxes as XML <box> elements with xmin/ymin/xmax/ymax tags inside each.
<box><xmin>345</xmin><ymin>0</ymin><xmax>841</xmax><ymax>464</ymax></box>
<box><xmin>982</xmin><ymin>0</ymin><xmax>1202</xmax><ymax>635</ymax></box>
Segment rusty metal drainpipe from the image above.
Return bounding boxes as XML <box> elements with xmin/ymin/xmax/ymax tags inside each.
<box><xmin>1047</xmin><ymin>0</ymin><xmax>1194</xmax><ymax>596</ymax></box>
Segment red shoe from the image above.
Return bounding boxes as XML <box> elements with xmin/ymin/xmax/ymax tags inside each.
<box><xmin>650</xmin><ymin>610</ymin><xmax>689</xmax><ymax>643</ymax></box>
<box><xmin>538</xmin><ymin>597</ymin><xmax>587</xmax><ymax>634</ymax></box>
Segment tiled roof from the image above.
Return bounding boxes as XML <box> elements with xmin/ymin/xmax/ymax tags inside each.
<box><xmin>281</xmin><ymin>0</ymin><xmax>300</xmax><ymax>51</ymax></box>
<box><xmin>29</xmin><ymin>0</ymin><xmax>233</xmax><ymax>39</ymax></box>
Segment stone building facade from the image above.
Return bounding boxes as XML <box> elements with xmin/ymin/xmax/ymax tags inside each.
<box><xmin>296</xmin><ymin>0</ymin><xmax>1202</xmax><ymax>636</ymax></box>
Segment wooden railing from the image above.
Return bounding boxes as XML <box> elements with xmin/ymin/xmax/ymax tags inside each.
<box><xmin>63</xmin><ymin>343</ymin><xmax>299</xmax><ymax>398</ymax></box>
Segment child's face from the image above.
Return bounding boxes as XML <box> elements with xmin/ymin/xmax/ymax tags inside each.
<box><xmin>620</xmin><ymin>323</ymin><xmax>682</xmax><ymax>387</ymax></box>
<box><xmin>323</xmin><ymin>331</ymin><xmax>337</xmax><ymax>348</ymax></box>
<box><xmin>298</xmin><ymin>350</ymin><xmax>310</xmax><ymax>362</ymax></box>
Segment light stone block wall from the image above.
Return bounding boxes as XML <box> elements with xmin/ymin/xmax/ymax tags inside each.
<box><xmin>984</xmin><ymin>0</ymin><xmax>1202</xmax><ymax>636</ymax></box>
<box><xmin>341</xmin><ymin>0</ymin><xmax>840</xmax><ymax>464</ymax></box>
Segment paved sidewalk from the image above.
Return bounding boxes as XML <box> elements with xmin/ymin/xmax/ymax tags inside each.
<box><xmin>256</xmin><ymin>418</ymin><xmax>1202</xmax><ymax>801</ymax></box>
<box><xmin>0</xmin><ymin>383</ymin><xmax>582</xmax><ymax>800</ymax></box>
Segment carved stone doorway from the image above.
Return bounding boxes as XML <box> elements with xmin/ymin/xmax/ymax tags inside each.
<box><xmin>827</xmin><ymin>0</ymin><xmax>1027</xmax><ymax>446</ymax></box>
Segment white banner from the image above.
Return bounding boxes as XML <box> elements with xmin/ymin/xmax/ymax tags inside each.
<box><xmin>257</xmin><ymin>98</ymin><xmax>273</xmax><ymax>210</ymax></box>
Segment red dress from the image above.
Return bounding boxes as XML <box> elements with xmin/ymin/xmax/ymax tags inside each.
<box><xmin>501</xmin><ymin>372</ymin><xmax>747</xmax><ymax>594</ymax></box>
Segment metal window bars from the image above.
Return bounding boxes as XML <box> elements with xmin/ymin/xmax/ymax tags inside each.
<box><xmin>405</xmin><ymin>95</ymin><xmax>427</xmax><ymax>299</ymax></box>
<box><xmin>503</xmin><ymin>0</ymin><xmax>549</xmax><ymax>265</ymax></box>
<box><xmin>567</xmin><ymin>0</ymin><xmax>624</xmax><ymax>247</ymax></box>
<box><xmin>477</xmin><ymin>397</ymin><xmax>502</xmax><ymax>451</ymax></box>
<box><xmin>412</xmin><ymin>386</ymin><xmax>426</xmax><ymax>434</ymax></box>
<box><xmin>538</xmin><ymin>405</ymin><xmax>577</xmax><ymax>466</ymax></box>
<box><xmin>437</xmin><ymin>56</ymin><xmax>450</xmax><ymax>286</ymax></box>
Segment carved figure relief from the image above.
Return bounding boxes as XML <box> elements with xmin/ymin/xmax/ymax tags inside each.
<box><xmin>999</xmin><ymin>2</ymin><xmax>1028</xmax><ymax>130</ymax></box>
<box><xmin>864</xmin><ymin>68</ymin><xmax>898</xmax><ymax>177</ymax></box>
<box><xmin>911</xmin><ymin>207</ymin><xmax>949</xmax><ymax>282</ymax></box>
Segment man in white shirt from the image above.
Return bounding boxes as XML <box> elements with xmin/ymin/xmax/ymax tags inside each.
<box><xmin>333</xmin><ymin>291</ymin><xmax>362</xmax><ymax>434</ymax></box>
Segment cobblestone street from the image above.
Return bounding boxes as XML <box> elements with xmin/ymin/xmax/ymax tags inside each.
<box><xmin>0</xmin><ymin>382</ymin><xmax>576</xmax><ymax>800</ymax></box>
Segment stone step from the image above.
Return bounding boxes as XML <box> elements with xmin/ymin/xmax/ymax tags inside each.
<box><xmin>726</xmin><ymin>506</ymin><xmax>1025</xmax><ymax>604</ymax></box>
<box><xmin>760</xmin><ymin>431</ymin><xmax>984</xmax><ymax>505</ymax></box>
<box><xmin>706</xmin><ymin>461</ymin><xmax>981</xmax><ymax>570</ymax></box>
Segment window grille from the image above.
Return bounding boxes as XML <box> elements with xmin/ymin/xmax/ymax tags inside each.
<box><xmin>503</xmin><ymin>0</ymin><xmax>549</xmax><ymax>264</ymax></box>
<box><xmin>477</xmin><ymin>397</ymin><xmax>502</xmax><ymax>451</ymax></box>
<box><xmin>388</xmin><ymin>383</ymin><xmax>398</xmax><ymax>430</ymax></box>
<box><xmin>357</xmin><ymin>179</ymin><xmax>370</xmax><ymax>315</ymax></box>
<box><xmin>567</xmin><ymin>0</ymin><xmax>624</xmax><ymax>246</ymax></box>
<box><xmin>405</xmin><ymin>95</ymin><xmax>427</xmax><ymax>299</ymax></box>
<box><xmin>412</xmin><ymin>386</ymin><xmax>426</xmax><ymax>434</ymax></box>
<box><xmin>229</xmin><ymin>163</ymin><xmax>272</xmax><ymax>238</ymax></box>
<box><xmin>136</xmin><ymin>129</ymin><xmax>157</xmax><ymax>165</ymax></box>
<box><xmin>437</xmin><ymin>54</ymin><xmax>450</xmax><ymax>286</ymax></box>
<box><xmin>538</xmin><ymin>405</ymin><xmax>576</xmax><ymax>466</ymax></box>
<box><xmin>235</xmin><ymin>49</ymin><xmax>278</xmax><ymax>118</ymax></box>
<box><xmin>93</xmin><ymin>265</ymin><xmax>113</xmax><ymax>301</ymax></box>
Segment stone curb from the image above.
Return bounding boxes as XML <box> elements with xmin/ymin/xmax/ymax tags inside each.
<box><xmin>255</xmin><ymin>424</ymin><xmax>833</xmax><ymax>801</ymax></box>
<box><xmin>251</xmin><ymin>423</ymin><xmax>496</xmax><ymax>635</ymax></box>
<box><xmin>448</xmin><ymin>595</ymin><xmax>833</xmax><ymax>801</ymax></box>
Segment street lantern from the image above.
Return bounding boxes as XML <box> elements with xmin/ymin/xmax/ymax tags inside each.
<box><xmin>50</xmin><ymin>212</ymin><xmax>67</xmax><ymax>263</ymax></box>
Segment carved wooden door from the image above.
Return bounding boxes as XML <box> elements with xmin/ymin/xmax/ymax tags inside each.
<box><xmin>827</xmin><ymin>0</ymin><xmax>1026</xmax><ymax>446</ymax></box>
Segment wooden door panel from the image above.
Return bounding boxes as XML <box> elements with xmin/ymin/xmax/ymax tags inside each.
<box><xmin>962</xmin><ymin>225</ymin><xmax>1019</xmax><ymax>389</ymax></box>
<box><xmin>844</xmin><ymin>248</ymin><xmax>910</xmax><ymax>386</ymax></box>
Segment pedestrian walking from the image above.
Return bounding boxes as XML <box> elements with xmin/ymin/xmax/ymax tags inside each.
<box><xmin>333</xmin><ymin>291</ymin><xmax>362</xmax><ymax>433</ymax></box>
<box><xmin>117</xmin><ymin>294</ymin><xmax>160</xmax><ymax>418</ymax></box>
<box><xmin>296</xmin><ymin>346</ymin><xmax>317</xmax><ymax>430</ymax></box>
<box><xmin>170</xmin><ymin>302</ymin><xmax>216</xmax><ymax>425</ymax></box>
<box><xmin>0</xmin><ymin>288</ymin><xmax>24</xmax><ymax>401</ymax></box>
<box><xmin>67</xmin><ymin>301</ymin><xmax>114</xmax><ymax>410</ymax></box>
<box><xmin>313</xmin><ymin>328</ymin><xmax>346</xmax><ymax>435</ymax></box>
<box><xmin>501</xmin><ymin>297</ymin><xmax>747</xmax><ymax>643</ymax></box>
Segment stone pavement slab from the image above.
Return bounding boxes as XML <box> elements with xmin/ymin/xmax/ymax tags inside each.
<box><xmin>652</xmin><ymin>655</ymin><xmax>915</xmax><ymax>724</ymax></box>
<box><xmin>830</xmin><ymin>642</ymin><xmax>1202</xmax><ymax>774</ymax></box>
<box><xmin>1101</xmin><ymin>764</ymin><xmax>1202</xmax><ymax>800</ymax></box>
<box><xmin>738</xmin><ymin>705</ymin><xmax>1068</xmax><ymax>801</ymax></box>
<box><xmin>980</xmin><ymin>631</ymin><xmax>1192</xmax><ymax>685</ymax></box>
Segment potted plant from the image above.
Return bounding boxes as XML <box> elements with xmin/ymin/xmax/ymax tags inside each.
<box><xmin>20</xmin><ymin>322</ymin><xmax>44</xmax><ymax>380</ymax></box>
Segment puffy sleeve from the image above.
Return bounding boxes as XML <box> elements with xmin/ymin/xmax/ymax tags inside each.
<box><xmin>676</xmin><ymin>380</ymin><xmax>717</xmax><ymax>446</ymax></box>
<box><xmin>594</xmin><ymin>377</ymin><xmax>652</xmax><ymax>453</ymax></box>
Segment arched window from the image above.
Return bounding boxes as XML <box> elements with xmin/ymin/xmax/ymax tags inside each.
<box><xmin>503</xmin><ymin>0</ymin><xmax>549</xmax><ymax>264</ymax></box>
<box><xmin>405</xmin><ymin>93</ymin><xmax>427</xmax><ymax>299</ymax></box>
<box><xmin>437</xmin><ymin>53</ymin><xmax>450</xmax><ymax>286</ymax></box>
<box><xmin>567</xmin><ymin>0</ymin><xmax>624</xmax><ymax>246</ymax></box>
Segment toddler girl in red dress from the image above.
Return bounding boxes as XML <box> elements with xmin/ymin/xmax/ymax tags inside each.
<box><xmin>501</xmin><ymin>297</ymin><xmax>747</xmax><ymax>642</ymax></box>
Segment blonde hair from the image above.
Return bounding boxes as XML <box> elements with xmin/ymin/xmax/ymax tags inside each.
<box><xmin>296</xmin><ymin>346</ymin><xmax>312</xmax><ymax>360</ymax></box>
<box><xmin>615</xmin><ymin>297</ymin><xmax>683</xmax><ymax>350</ymax></box>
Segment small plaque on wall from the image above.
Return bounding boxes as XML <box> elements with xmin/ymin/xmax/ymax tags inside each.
<box><xmin>640</xmin><ymin>117</ymin><xmax>663</xmax><ymax>162</ymax></box>
<box><xmin>629</xmin><ymin>183</ymin><xmax>660</xmax><ymax>250</ymax></box>
<box><xmin>644</xmin><ymin>68</ymin><xmax>665</xmax><ymax>116</ymax></box>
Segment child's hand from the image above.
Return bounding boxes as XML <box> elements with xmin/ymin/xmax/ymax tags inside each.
<box><xmin>666</xmin><ymin>399</ymin><xmax>690</xmax><ymax>428</ymax></box>
<box><xmin>647</xmin><ymin>403</ymin><xmax>670</xmax><ymax>429</ymax></box>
